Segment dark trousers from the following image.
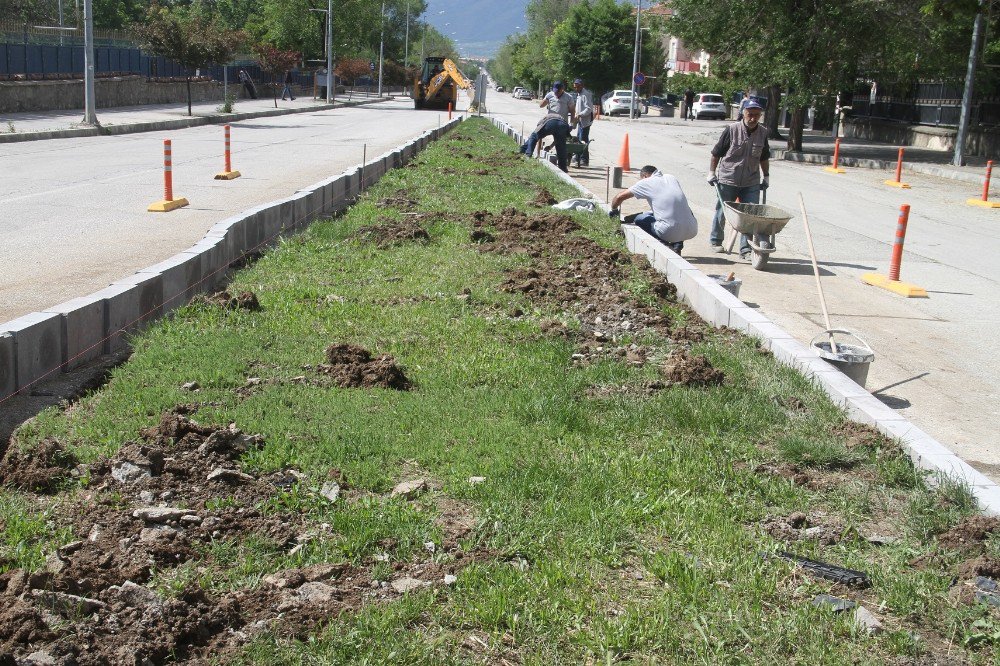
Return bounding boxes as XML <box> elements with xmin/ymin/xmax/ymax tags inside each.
<box><xmin>575</xmin><ymin>124</ymin><xmax>591</xmax><ymax>165</ymax></box>
<box><xmin>625</xmin><ymin>212</ymin><xmax>683</xmax><ymax>254</ymax></box>
<box><xmin>520</xmin><ymin>118</ymin><xmax>571</xmax><ymax>172</ymax></box>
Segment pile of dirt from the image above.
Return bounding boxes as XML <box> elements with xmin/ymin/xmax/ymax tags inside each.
<box><xmin>318</xmin><ymin>343</ymin><xmax>412</xmax><ymax>390</ymax></box>
<box><xmin>474</xmin><ymin>208</ymin><xmax>684</xmax><ymax>365</ymax></box>
<box><xmin>0</xmin><ymin>408</ymin><xmax>476</xmax><ymax>663</ymax></box>
<box><xmin>353</xmin><ymin>219</ymin><xmax>431</xmax><ymax>248</ymax></box>
<box><xmin>199</xmin><ymin>290</ymin><xmax>262</xmax><ymax>312</ymax></box>
<box><xmin>378</xmin><ymin>191</ymin><xmax>420</xmax><ymax>211</ymax></box>
<box><xmin>0</xmin><ymin>438</ymin><xmax>78</xmax><ymax>493</ymax></box>
<box><xmin>662</xmin><ymin>350</ymin><xmax>725</xmax><ymax>387</ymax></box>
<box><xmin>939</xmin><ymin>516</ymin><xmax>1000</xmax><ymax>551</ymax></box>
<box><xmin>833</xmin><ymin>422</ymin><xmax>895</xmax><ymax>450</ymax></box>
<box><xmin>530</xmin><ymin>188</ymin><xmax>557</xmax><ymax>207</ymax></box>
<box><xmin>761</xmin><ymin>511</ymin><xmax>842</xmax><ymax>546</ymax></box>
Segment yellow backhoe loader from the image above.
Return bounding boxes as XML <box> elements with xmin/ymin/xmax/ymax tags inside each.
<box><xmin>413</xmin><ymin>56</ymin><xmax>472</xmax><ymax>110</ymax></box>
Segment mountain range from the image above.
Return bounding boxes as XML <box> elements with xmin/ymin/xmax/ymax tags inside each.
<box><xmin>423</xmin><ymin>0</ymin><xmax>530</xmax><ymax>59</ymax></box>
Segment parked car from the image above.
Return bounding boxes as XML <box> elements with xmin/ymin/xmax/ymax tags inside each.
<box><xmin>511</xmin><ymin>86</ymin><xmax>525</xmax><ymax>97</ymax></box>
<box><xmin>601</xmin><ymin>89</ymin><xmax>641</xmax><ymax>117</ymax></box>
<box><xmin>495</xmin><ymin>85</ymin><xmax>505</xmax><ymax>92</ymax></box>
<box><xmin>692</xmin><ymin>93</ymin><xmax>727</xmax><ymax>120</ymax></box>
<box><xmin>515</xmin><ymin>88</ymin><xmax>533</xmax><ymax>100</ymax></box>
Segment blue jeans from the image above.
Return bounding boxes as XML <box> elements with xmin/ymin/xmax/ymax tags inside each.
<box><xmin>711</xmin><ymin>183</ymin><xmax>760</xmax><ymax>254</ymax></box>
<box><xmin>281</xmin><ymin>84</ymin><xmax>295</xmax><ymax>100</ymax></box>
<box><xmin>520</xmin><ymin>118</ymin><xmax>570</xmax><ymax>172</ymax></box>
<box><xmin>631</xmin><ymin>212</ymin><xmax>683</xmax><ymax>254</ymax></box>
<box><xmin>575</xmin><ymin>124</ymin><xmax>591</xmax><ymax>165</ymax></box>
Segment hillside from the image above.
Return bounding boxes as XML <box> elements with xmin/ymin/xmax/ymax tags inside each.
<box><xmin>424</xmin><ymin>0</ymin><xmax>529</xmax><ymax>58</ymax></box>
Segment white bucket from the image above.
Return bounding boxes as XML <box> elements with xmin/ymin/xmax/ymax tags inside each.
<box><xmin>811</xmin><ymin>329</ymin><xmax>875</xmax><ymax>387</ymax></box>
<box><xmin>708</xmin><ymin>274</ymin><xmax>742</xmax><ymax>298</ymax></box>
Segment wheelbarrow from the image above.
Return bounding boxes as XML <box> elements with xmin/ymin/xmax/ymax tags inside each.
<box><xmin>715</xmin><ymin>185</ymin><xmax>794</xmax><ymax>270</ymax></box>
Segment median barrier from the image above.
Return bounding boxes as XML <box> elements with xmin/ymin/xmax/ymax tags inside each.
<box><xmin>0</xmin><ymin>116</ymin><xmax>464</xmax><ymax>403</ymax></box>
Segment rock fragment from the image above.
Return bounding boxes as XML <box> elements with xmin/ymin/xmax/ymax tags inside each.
<box><xmin>391</xmin><ymin>479</ymin><xmax>427</xmax><ymax>499</ymax></box>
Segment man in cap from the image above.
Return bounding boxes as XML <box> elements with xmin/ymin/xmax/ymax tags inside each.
<box><xmin>706</xmin><ymin>99</ymin><xmax>770</xmax><ymax>260</ymax></box>
<box><xmin>527</xmin><ymin>81</ymin><xmax>575</xmax><ymax>172</ymax></box>
<box><xmin>572</xmin><ymin>78</ymin><xmax>594</xmax><ymax>167</ymax></box>
<box><xmin>609</xmin><ymin>165</ymin><xmax>698</xmax><ymax>255</ymax></box>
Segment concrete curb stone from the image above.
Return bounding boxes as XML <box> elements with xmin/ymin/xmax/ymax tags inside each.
<box><xmin>490</xmin><ymin>116</ymin><xmax>1000</xmax><ymax>516</ymax></box>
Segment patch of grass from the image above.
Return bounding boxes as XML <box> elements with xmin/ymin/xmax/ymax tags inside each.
<box><xmin>0</xmin><ymin>492</ymin><xmax>71</xmax><ymax>572</ymax></box>
<box><xmin>2</xmin><ymin>118</ymin><xmax>992</xmax><ymax>663</ymax></box>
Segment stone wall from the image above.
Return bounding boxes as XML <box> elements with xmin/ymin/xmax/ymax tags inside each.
<box><xmin>0</xmin><ymin>76</ymin><xmax>230</xmax><ymax>114</ymax></box>
<box><xmin>844</xmin><ymin>116</ymin><xmax>1000</xmax><ymax>159</ymax></box>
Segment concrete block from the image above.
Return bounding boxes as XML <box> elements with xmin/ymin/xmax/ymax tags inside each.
<box><xmin>139</xmin><ymin>251</ymin><xmax>203</xmax><ymax>312</ymax></box>
<box><xmin>111</xmin><ymin>272</ymin><xmax>164</xmax><ymax>330</ymax></box>
<box><xmin>43</xmin><ymin>295</ymin><xmax>106</xmax><ymax>370</ymax></box>
<box><xmin>189</xmin><ymin>238</ymin><xmax>228</xmax><ymax>291</ymax></box>
<box><xmin>2</xmin><ymin>312</ymin><xmax>62</xmax><ymax>391</ymax></box>
<box><xmin>727</xmin><ymin>306</ymin><xmax>771</xmax><ymax>333</ymax></box>
<box><xmin>972</xmin><ymin>485</ymin><xmax>1000</xmax><ymax>516</ymax></box>
<box><xmin>92</xmin><ymin>282</ymin><xmax>138</xmax><ymax>353</ymax></box>
<box><xmin>0</xmin><ymin>333</ymin><xmax>14</xmax><ymax>399</ymax></box>
<box><xmin>288</xmin><ymin>191</ymin><xmax>314</xmax><ymax>230</ymax></box>
<box><xmin>324</xmin><ymin>176</ymin><xmax>346</xmax><ymax>214</ymax></box>
<box><xmin>209</xmin><ymin>214</ymin><xmax>248</xmax><ymax>262</ymax></box>
<box><xmin>878</xmin><ymin>421</ymin><xmax>953</xmax><ymax>455</ymax></box>
<box><xmin>812</xmin><ymin>366</ymin><xmax>872</xmax><ymax>404</ymax></box>
<box><xmin>919</xmin><ymin>454</ymin><xmax>995</xmax><ymax>488</ymax></box>
<box><xmin>769</xmin><ymin>337</ymin><xmax>819</xmax><ymax>371</ymax></box>
<box><xmin>843</xmin><ymin>392</ymin><xmax>906</xmax><ymax>426</ymax></box>
<box><xmin>747</xmin><ymin>321</ymin><xmax>795</xmax><ymax>347</ymax></box>
<box><xmin>273</xmin><ymin>200</ymin><xmax>293</xmax><ymax>238</ymax></box>
<box><xmin>242</xmin><ymin>206</ymin><xmax>268</xmax><ymax>257</ymax></box>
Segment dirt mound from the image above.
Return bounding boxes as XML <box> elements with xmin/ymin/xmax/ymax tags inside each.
<box><xmin>671</xmin><ymin>324</ymin><xmax>706</xmax><ymax>343</ymax></box>
<box><xmin>0</xmin><ymin>408</ymin><xmax>482</xmax><ymax>663</ymax></box>
<box><xmin>378</xmin><ymin>191</ymin><xmax>420</xmax><ymax>211</ymax></box>
<box><xmin>0</xmin><ymin>438</ymin><xmax>78</xmax><ymax>493</ymax></box>
<box><xmin>833</xmin><ymin>421</ymin><xmax>895</xmax><ymax>450</ymax></box>
<box><xmin>939</xmin><ymin>516</ymin><xmax>1000</xmax><ymax>551</ymax></box>
<box><xmin>200</xmin><ymin>290</ymin><xmax>261</xmax><ymax>311</ymax></box>
<box><xmin>530</xmin><ymin>188</ymin><xmax>557</xmax><ymax>207</ymax></box>
<box><xmin>662</xmin><ymin>350</ymin><xmax>725</xmax><ymax>387</ymax></box>
<box><xmin>761</xmin><ymin>512</ymin><xmax>842</xmax><ymax>545</ymax></box>
<box><xmin>318</xmin><ymin>343</ymin><xmax>412</xmax><ymax>390</ymax></box>
<box><xmin>354</xmin><ymin>219</ymin><xmax>430</xmax><ymax>248</ymax></box>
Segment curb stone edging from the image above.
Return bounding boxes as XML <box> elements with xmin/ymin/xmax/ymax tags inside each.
<box><xmin>490</xmin><ymin>117</ymin><xmax>1000</xmax><ymax>516</ymax></box>
<box><xmin>0</xmin><ymin>116</ymin><xmax>465</xmax><ymax>403</ymax></box>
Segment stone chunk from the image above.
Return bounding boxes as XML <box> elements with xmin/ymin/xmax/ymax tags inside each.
<box><xmin>112</xmin><ymin>580</ymin><xmax>162</xmax><ymax>608</ymax></box>
<box><xmin>112</xmin><ymin>461</ymin><xmax>152</xmax><ymax>484</ymax></box>
<box><xmin>320</xmin><ymin>481</ymin><xmax>341</xmax><ymax>502</ymax></box>
<box><xmin>811</xmin><ymin>594</ymin><xmax>856</xmax><ymax>613</ymax></box>
<box><xmin>132</xmin><ymin>507</ymin><xmax>196</xmax><ymax>523</ymax></box>
<box><xmin>391</xmin><ymin>478</ymin><xmax>427</xmax><ymax>500</ymax></box>
<box><xmin>296</xmin><ymin>581</ymin><xmax>338</xmax><ymax>604</ymax></box>
<box><xmin>391</xmin><ymin>577</ymin><xmax>428</xmax><ymax>594</ymax></box>
<box><xmin>206</xmin><ymin>467</ymin><xmax>253</xmax><ymax>483</ymax></box>
<box><xmin>853</xmin><ymin>606</ymin><xmax>883</xmax><ymax>634</ymax></box>
<box><xmin>32</xmin><ymin>589</ymin><xmax>106</xmax><ymax>615</ymax></box>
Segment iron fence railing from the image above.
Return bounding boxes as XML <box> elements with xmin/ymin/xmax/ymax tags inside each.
<box><xmin>0</xmin><ymin>19</ymin><xmax>135</xmax><ymax>48</ymax></box>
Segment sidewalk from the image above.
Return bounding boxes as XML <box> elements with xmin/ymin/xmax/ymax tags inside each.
<box><xmin>0</xmin><ymin>92</ymin><xmax>393</xmax><ymax>143</ymax></box>
<box><xmin>634</xmin><ymin>114</ymin><xmax>995</xmax><ymax>187</ymax></box>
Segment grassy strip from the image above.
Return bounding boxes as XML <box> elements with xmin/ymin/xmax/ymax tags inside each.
<box><xmin>4</xmin><ymin>118</ymin><xmax>1000</xmax><ymax>663</ymax></box>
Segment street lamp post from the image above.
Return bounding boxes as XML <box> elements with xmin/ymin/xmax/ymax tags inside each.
<box><xmin>629</xmin><ymin>0</ymin><xmax>641</xmax><ymax>121</ymax></box>
<box><xmin>377</xmin><ymin>0</ymin><xmax>385</xmax><ymax>96</ymax></box>
<box><xmin>81</xmin><ymin>0</ymin><xmax>98</xmax><ymax>125</ymax></box>
<box><xmin>309</xmin><ymin>6</ymin><xmax>334</xmax><ymax>104</ymax></box>
<box><xmin>404</xmin><ymin>0</ymin><xmax>410</xmax><ymax>69</ymax></box>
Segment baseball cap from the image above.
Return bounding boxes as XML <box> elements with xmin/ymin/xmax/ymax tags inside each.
<box><xmin>573</xmin><ymin>78</ymin><xmax>583</xmax><ymax>85</ymax></box>
<box><xmin>552</xmin><ymin>80</ymin><xmax>564</xmax><ymax>90</ymax></box>
<box><xmin>744</xmin><ymin>100</ymin><xmax>763</xmax><ymax>111</ymax></box>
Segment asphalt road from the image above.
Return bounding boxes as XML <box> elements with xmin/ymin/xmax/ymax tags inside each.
<box><xmin>0</xmin><ymin>97</ymin><xmax>451</xmax><ymax>322</ymax></box>
<box><xmin>483</xmin><ymin>90</ymin><xmax>1000</xmax><ymax>479</ymax></box>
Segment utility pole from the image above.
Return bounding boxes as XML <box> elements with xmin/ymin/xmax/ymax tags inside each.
<box><xmin>954</xmin><ymin>0</ymin><xmax>985</xmax><ymax>167</ymax></box>
<box><xmin>629</xmin><ymin>0</ymin><xmax>641</xmax><ymax>121</ymax></box>
<box><xmin>326</xmin><ymin>0</ymin><xmax>333</xmax><ymax>104</ymax></box>
<box><xmin>81</xmin><ymin>0</ymin><xmax>98</xmax><ymax>125</ymax></box>
<box><xmin>377</xmin><ymin>0</ymin><xmax>385</xmax><ymax>97</ymax></box>
<box><xmin>404</xmin><ymin>1</ymin><xmax>410</xmax><ymax>69</ymax></box>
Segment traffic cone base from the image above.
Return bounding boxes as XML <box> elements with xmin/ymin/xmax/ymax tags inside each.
<box><xmin>148</xmin><ymin>197</ymin><xmax>189</xmax><ymax>213</ymax></box>
<box><xmin>215</xmin><ymin>170</ymin><xmax>242</xmax><ymax>180</ymax></box>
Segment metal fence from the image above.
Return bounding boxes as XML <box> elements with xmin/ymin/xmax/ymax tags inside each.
<box><xmin>850</xmin><ymin>79</ymin><xmax>1000</xmax><ymax>128</ymax></box>
<box><xmin>0</xmin><ymin>19</ymin><xmax>134</xmax><ymax>48</ymax></box>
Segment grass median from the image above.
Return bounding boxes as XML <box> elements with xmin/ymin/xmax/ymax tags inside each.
<box><xmin>1</xmin><ymin>117</ymin><xmax>999</xmax><ymax>664</ymax></box>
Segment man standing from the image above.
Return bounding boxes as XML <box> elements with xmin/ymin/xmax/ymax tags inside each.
<box><xmin>683</xmin><ymin>88</ymin><xmax>695</xmax><ymax>121</ymax></box>
<box><xmin>707</xmin><ymin>100</ymin><xmax>770</xmax><ymax>260</ymax></box>
<box><xmin>281</xmin><ymin>69</ymin><xmax>296</xmax><ymax>101</ymax></box>
<box><xmin>572</xmin><ymin>78</ymin><xmax>593</xmax><ymax>167</ymax></box>
<box><xmin>610</xmin><ymin>166</ymin><xmax>698</xmax><ymax>255</ymax></box>
<box><xmin>531</xmin><ymin>81</ymin><xmax>574</xmax><ymax>172</ymax></box>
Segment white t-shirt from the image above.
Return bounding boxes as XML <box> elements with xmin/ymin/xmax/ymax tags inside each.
<box><xmin>628</xmin><ymin>172</ymin><xmax>698</xmax><ymax>243</ymax></box>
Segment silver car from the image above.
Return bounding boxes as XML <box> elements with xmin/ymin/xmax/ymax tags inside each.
<box><xmin>692</xmin><ymin>93</ymin><xmax>727</xmax><ymax>120</ymax></box>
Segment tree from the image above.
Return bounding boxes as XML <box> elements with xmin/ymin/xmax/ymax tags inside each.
<box><xmin>254</xmin><ymin>43</ymin><xmax>300</xmax><ymax>107</ymax></box>
<box><xmin>547</xmin><ymin>0</ymin><xmax>663</xmax><ymax>97</ymax></box>
<box><xmin>134</xmin><ymin>4</ymin><xmax>241</xmax><ymax>116</ymax></box>
<box><xmin>667</xmin><ymin>0</ymin><xmax>934</xmax><ymax>150</ymax></box>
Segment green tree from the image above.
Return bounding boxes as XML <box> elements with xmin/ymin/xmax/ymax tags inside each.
<box><xmin>667</xmin><ymin>0</ymin><xmax>933</xmax><ymax>150</ymax></box>
<box><xmin>134</xmin><ymin>4</ymin><xmax>241</xmax><ymax>115</ymax></box>
<box><xmin>547</xmin><ymin>0</ymin><xmax>658</xmax><ymax>97</ymax></box>
<box><xmin>245</xmin><ymin>0</ymin><xmax>321</xmax><ymax>57</ymax></box>
<box><xmin>253</xmin><ymin>43</ymin><xmax>300</xmax><ymax>106</ymax></box>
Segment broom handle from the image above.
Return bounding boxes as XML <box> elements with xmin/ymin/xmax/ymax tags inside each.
<box><xmin>798</xmin><ymin>193</ymin><xmax>838</xmax><ymax>354</ymax></box>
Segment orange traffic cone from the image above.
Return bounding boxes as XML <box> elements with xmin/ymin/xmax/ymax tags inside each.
<box><xmin>618</xmin><ymin>133</ymin><xmax>631</xmax><ymax>172</ymax></box>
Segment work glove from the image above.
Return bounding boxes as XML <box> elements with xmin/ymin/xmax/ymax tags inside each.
<box><xmin>761</xmin><ymin>176</ymin><xmax>770</xmax><ymax>190</ymax></box>
<box><xmin>706</xmin><ymin>171</ymin><xmax>718</xmax><ymax>187</ymax></box>
<box><xmin>609</xmin><ymin>208</ymin><xmax>621</xmax><ymax>220</ymax></box>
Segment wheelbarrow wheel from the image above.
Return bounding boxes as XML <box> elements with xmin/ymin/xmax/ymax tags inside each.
<box><xmin>751</xmin><ymin>239</ymin><xmax>770</xmax><ymax>270</ymax></box>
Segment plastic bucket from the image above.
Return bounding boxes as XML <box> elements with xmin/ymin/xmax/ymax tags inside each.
<box><xmin>811</xmin><ymin>329</ymin><xmax>875</xmax><ymax>387</ymax></box>
<box><xmin>708</xmin><ymin>274</ymin><xmax>742</xmax><ymax>298</ymax></box>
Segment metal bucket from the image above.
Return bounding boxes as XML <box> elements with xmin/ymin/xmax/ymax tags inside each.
<box><xmin>811</xmin><ymin>329</ymin><xmax>875</xmax><ymax>387</ymax></box>
<box><xmin>708</xmin><ymin>274</ymin><xmax>742</xmax><ymax>298</ymax></box>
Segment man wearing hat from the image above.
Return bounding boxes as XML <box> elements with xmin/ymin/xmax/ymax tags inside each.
<box><xmin>572</xmin><ymin>78</ymin><xmax>594</xmax><ymax>167</ymax></box>
<box><xmin>706</xmin><ymin>99</ymin><xmax>771</xmax><ymax>260</ymax></box>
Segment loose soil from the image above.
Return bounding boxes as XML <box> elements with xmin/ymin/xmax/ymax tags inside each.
<box><xmin>939</xmin><ymin>516</ymin><xmax>1000</xmax><ymax>551</ymax></box>
<box><xmin>353</xmin><ymin>219</ymin><xmax>431</xmax><ymax>248</ymax></box>
<box><xmin>317</xmin><ymin>343</ymin><xmax>412</xmax><ymax>390</ymax></box>
<box><xmin>0</xmin><ymin>439</ymin><xmax>77</xmax><ymax>493</ymax></box>
<box><xmin>0</xmin><ymin>407</ymin><xmax>476</xmax><ymax>664</ymax></box>
<box><xmin>198</xmin><ymin>290</ymin><xmax>262</xmax><ymax>312</ymax></box>
<box><xmin>662</xmin><ymin>350</ymin><xmax>725</xmax><ymax>387</ymax></box>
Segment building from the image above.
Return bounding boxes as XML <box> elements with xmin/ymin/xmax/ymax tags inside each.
<box><xmin>644</xmin><ymin>3</ymin><xmax>710</xmax><ymax>77</ymax></box>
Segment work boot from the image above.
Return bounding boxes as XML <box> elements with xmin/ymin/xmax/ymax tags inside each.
<box><xmin>710</xmin><ymin>243</ymin><xmax>725</xmax><ymax>253</ymax></box>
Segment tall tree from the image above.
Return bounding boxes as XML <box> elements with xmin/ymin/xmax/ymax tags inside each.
<box><xmin>134</xmin><ymin>4</ymin><xmax>241</xmax><ymax>115</ymax></box>
<box><xmin>253</xmin><ymin>43</ymin><xmax>300</xmax><ymax>106</ymax></box>
<box><xmin>667</xmin><ymin>0</ymin><xmax>933</xmax><ymax>150</ymax></box>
